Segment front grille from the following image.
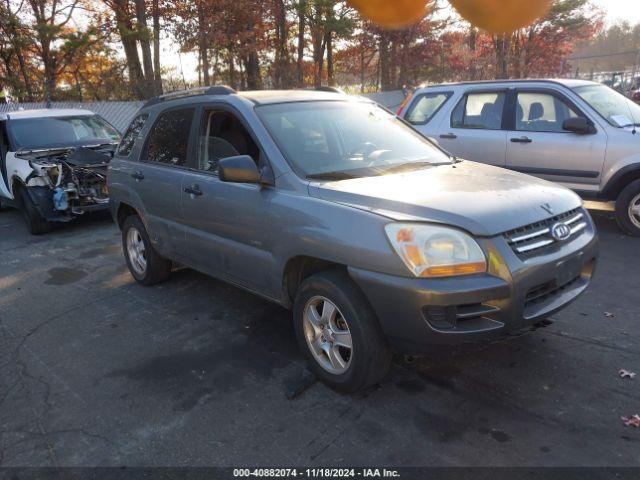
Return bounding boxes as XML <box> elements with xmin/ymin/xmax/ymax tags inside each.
<box><xmin>525</xmin><ymin>275</ymin><xmax>582</xmax><ymax>309</ymax></box>
<box><xmin>504</xmin><ymin>208</ymin><xmax>587</xmax><ymax>258</ymax></box>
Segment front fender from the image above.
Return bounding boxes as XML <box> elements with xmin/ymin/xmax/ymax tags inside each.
<box><xmin>601</xmin><ymin>155</ymin><xmax>640</xmax><ymax>199</ymax></box>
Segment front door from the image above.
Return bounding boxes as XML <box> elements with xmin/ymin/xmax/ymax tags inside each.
<box><xmin>180</xmin><ymin>107</ymin><xmax>278</xmax><ymax>298</ymax></box>
<box><xmin>134</xmin><ymin>106</ymin><xmax>196</xmax><ymax>260</ymax></box>
<box><xmin>505</xmin><ymin>89</ymin><xmax>607</xmax><ymax>188</ymax></box>
<box><xmin>436</xmin><ymin>90</ymin><xmax>508</xmax><ymax>167</ymax></box>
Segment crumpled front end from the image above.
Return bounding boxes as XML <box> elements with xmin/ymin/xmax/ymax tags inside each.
<box><xmin>19</xmin><ymin>147</ymin><xmax>112</xmax><ymax>221</ymax></box>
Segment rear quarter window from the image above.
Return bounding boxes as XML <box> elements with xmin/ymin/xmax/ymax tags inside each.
<box><xmin>117</xmin><ymin>113</ymin><xmax>149</xmax><ymax>157</ymax></box>
<box><xmin>405</xmin><ymin>92</ymin><xmax>452</xmax><ymax>125</ymax></box>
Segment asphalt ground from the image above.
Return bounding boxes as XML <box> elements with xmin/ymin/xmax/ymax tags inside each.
<box><xmin>0</xmin><ymin>207</ymin><xmax>638</xmax><ymax>468</ymax></box>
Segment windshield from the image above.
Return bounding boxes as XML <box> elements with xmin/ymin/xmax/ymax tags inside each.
<box><xmin>573</xmin><ymin>85</ymin><xmax>640</xmax><ymax>128</ymax></box>
<box><xmin>256</xmin><ymin>101</ymin><xmax>451</xmax><ymax>179</ymax></box>
<box><xmin>9</xmin><ymin>115</ymin><xmax>121</xmax><ymax>150</ymax></box>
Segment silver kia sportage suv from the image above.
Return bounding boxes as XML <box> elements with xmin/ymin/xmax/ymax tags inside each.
<box><xmin>108</xmin><ymin>87</ymin><xmax>599</xmax><ymax>392</ymax></box>
<box><xmin>399</xmin><ymin>79</ymin><xmax>640</xmax><ymax>236</ymax></box>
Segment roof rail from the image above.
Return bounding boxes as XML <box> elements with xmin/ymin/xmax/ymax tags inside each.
<box><xmin>314</xmin><ymin>86</ymin><xmax>343</xmax><ymax>94</ymax></box>
<box><xmin>143</xmin><ymin>85</ymin><xmax>237</xmax><ymax>108</ymax></box>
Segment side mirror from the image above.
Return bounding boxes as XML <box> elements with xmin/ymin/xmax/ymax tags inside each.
<box><xmin>218</xmin><ymin>155</ymin><xmax>273</xmax><ymax>185</ymax></box>
<box><xmin>563</xmin><ymin>117</ymin><xmax>593</xmax><ymax>134</ymax></box>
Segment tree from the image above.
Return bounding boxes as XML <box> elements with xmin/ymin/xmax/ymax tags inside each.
<box><xmin>25</xmin><ymin>0</ymin><xmax>82</xmax><ymax>101</ymax></box>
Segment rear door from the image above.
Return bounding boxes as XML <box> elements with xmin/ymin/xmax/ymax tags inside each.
<box><xmin>135</xmin><ymin>107</ymin><xmax>197</xmax><ymax>259</ymax></box>
<box><xmin>505</xmin><ymin>89</ymin><xmax>607</xmax><ymax>187</ymax></box>
<box><xmin>436</xmin><ymin>90</ymin><xmax>508</xmax><ymax>166</ymax></box>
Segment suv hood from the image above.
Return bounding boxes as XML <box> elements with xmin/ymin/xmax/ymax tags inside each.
<box><xmin>308</xmin><ymin>161</ymin><xmax>582</xmax><ymax>237</ymax></box>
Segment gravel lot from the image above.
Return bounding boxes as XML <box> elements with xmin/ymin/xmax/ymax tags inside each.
<box><xmin>0</xmin><ymin>207</ymin><xmax>638</xmax><ymax>467</ymax></box>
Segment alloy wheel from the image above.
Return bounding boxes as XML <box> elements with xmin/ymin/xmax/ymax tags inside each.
<box><xmin>126</xmin><ymin>227</ymin><xmax>147</xmax><ymax>276</ymax></box>
<box><xmin>303</xmin><ymin>296</ymin><xmax>353</xmax><ymax>375</ymax></box>
<box><xmin>629</xmin><ymin>193</ymin><xmax>640</xmax><ymax>229</ymax></box>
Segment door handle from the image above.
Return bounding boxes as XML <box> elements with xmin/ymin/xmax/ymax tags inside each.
<box><xmin>440</xmin><ymin>133</ymin><xmax>458</xmax><ymax>139</ymax></box>
<box><xmin>184</xmin><ymin>185</ymin><xmax>203</xmax><ymax>197</ymax></box>
<box><xmin>511</xmin><ymin>137</ymin><xmax>533</xmax><ymax>144</ymax></box>
<box><xmin>131</xmin><ymin>171</ymin><xmax>145</xmax><ymax>181</ymax></box>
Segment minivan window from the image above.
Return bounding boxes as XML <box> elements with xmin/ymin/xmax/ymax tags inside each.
<box><xmin>145</xmin><ymin>108</ymin><xmax>194</xmax><ymax>166</ymax></box>
<box><xmin>516</xmin><ymin>92</ymin><xmax>579</xmax><ymax>133</ymax></box>
<box><xmin>451</xmin><ymin>92</ymin><xmax>505</xmax><ymax>130</ymax></box>
<box><xmin>118</xmin><ymin>113</ymin><xmax>148</xmax><ymax>157</ymax></box>
<box><xmin>573</xmin><ymin>84</ymin><xmax>640</xmax><ymax>128</ymax></box>
<box><xmin>257</xmin><ymin>101</ymin><xmax>451</xmax><ymax>179</ymax></box>
<box><xmin>405</xmin><ymin>92</ymin><xmax>451</xmax><ymax>125</ymax></box>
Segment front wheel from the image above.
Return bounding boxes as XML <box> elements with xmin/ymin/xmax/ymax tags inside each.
<box><xmin>122</xmin><ymin>215</ymin><xmax>172</xmax><ymax>286</ymax></box>
<box><xmin>615</xmin><ymin>180</ymin><xmax>640</xmax><ymax>237</ymax></box>
<box><xmin>293</xmin><ymin>270</ymin><xmax>392</xmax><ymax>393</ymax></box>
<box><xmin>19</xmin><ymin>189</ymin><xmax>50</xmax><ymax>235</ymax></box>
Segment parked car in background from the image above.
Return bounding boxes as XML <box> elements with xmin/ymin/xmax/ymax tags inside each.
<box><xmin>0</xmin><ymin>109</ymin><xmax>120</xmax><ymax>234</ymax></box>
<box><xmin>109</xmin><ymin>87</ymin><xmax>598</xmax><ymax>393</ymax></box>
<box><xmin>398</xmin><ymin>79</ymin><xmax>640</xmax><ymax>236</ymax></box>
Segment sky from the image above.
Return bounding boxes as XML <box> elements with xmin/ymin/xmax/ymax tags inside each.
<box><xmin>591</xmin><ymin>0</ymin><xmax>640</xmax><ymax>25</ymax></box>
<box><xmin>166</xmin><ymin>0</ymin><xmax>640</xmax><ymax>83</ymax></box>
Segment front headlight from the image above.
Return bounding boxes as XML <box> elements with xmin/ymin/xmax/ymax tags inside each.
<box><xmin>385</xmin><ymin>223</ymin><xmax>487</xmax><ymax>278</ymax></box>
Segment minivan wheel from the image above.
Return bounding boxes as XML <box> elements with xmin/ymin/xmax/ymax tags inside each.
<box><xmin>122</xmin><ymin>215</ymin><xmax>172</xmax><ymax>286</ymax></box>
<box><xmin>615</xmin><ymin>180</ymin><xmax>640</xmax><ymax>237</ymax></box>
<box><xmin>293</xmin><ymin>270</ymin><xmax>392</xmax><ymax>393</ymax></box>
<box><xmin>19</xmin><ymin>189</ymin><xmax>51</xmax><ymax>235</ymax></box>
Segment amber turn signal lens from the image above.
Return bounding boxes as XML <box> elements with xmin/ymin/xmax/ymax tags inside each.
<box><xmin>423</xmin><ymin>262</ymin><xmax>487</xmax><ymax>278</ymax></box>
<box><xmin>348</xmin><ymin>0</ymin><xmax>430</xmax><ymax>29</ymax></box>
<box><xmin>449</xmin><ymin>0</ymin><xmax>552</xmax><ymax>34</ymax></box>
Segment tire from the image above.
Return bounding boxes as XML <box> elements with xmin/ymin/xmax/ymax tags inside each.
<box><xmin>19</xmin><ymin>188</ymin><xmax>51</xmax><ymax>235</ymax></box>
<box><xmin>293</xmin><ymin>270</ymin><xmax>392</xmax><ymax>393</ymax></box>
<box><xmin>615</xmin><ymin>179</ymin><xmax>640</xmax><ymax>237</ymax></box>
<box><xmin>121</xmin><ymin>215</ymin><xmax>172</xmax><ymax>286</ymax></box>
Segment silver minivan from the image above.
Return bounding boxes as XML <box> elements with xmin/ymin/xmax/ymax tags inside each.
<box><xmin>109</xmin><ymin>87</ymin><xmax>598</xmax><ymax>392</ymax></box>
<box><xmin>399</xmin><ymin>79</ymin><xmax>640</xmax><ymax>236</ymax></box>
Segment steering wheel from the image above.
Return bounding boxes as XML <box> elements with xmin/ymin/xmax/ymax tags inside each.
<box><xmin>353</xmin><ymin>142</ymin><xmax>379</xmax><ymax>158</ymax></box>
<box><xmin>364</xmin><ymin>149</ymin><xmax>393</xmax><ymax>167</ymax></box>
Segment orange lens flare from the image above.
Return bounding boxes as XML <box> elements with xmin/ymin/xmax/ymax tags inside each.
<box><xmin>449</xmin><ymin>0</ymin><xmax>553</xmax><ymax>34</ymax></box>
<box><xmin>348</xmin><ymin>0</ymin><xmax>430</xmax><ymax>29</ymax></box>
<box><xmin>396</xmin><ymin>228</ymin><xmax>415</xmax><ymax>243</ymax></box>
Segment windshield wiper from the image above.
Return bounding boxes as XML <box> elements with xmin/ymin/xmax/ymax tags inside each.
<box><xmin>307</xmin><ymin>171</ymin><xmax>358</xmax><ymax>181</ymax></box>
<box><xmin>16</xmin><ymin>147</ymin><xmax>74</xmax><ymax>157</ymax></box>
<box><xmin>83</xmin><ymin>142</ymin><xmax>119</xmax><ymax>149</ymax></box>
<box><xmin>377</xmin><ymin>161</ymin><xmax>448</xmax><ymax>174</ymax></box>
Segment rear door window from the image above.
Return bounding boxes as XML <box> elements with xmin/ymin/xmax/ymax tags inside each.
<box><xmin>118</xmin><ymin>113</ymin><xmax>148</xmax><ymax>157</ymax></box>
<box><xmin>451</xmin><ymin>92</ymin><xmax>506</xmax><ymax>130</ymax></box>
<box><xmin>405</xmin><ymin>92</ymin><xmax>451</xmax><ymax>125</ymax></box>
<box><xmin>145</xmin><ymin>108</ymin><xmax>195</xmax><ymax>167</ymax></box>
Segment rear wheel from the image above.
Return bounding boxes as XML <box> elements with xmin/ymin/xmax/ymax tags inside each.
<box><xmin>122</xmin><ymin>215</ymin><xmax>172</xmax><ymax>286</ymax></box>
<box><xmin>615</xmin><ymin>180</ymin><xmax>640</xmax><ymax>237</ymax></box>
<box><xmin>19</xmin><ymin>188</ymin><xmax>50</xmax><ymax>235</ymax></box>
<box><xmin>293</xmin><ymin>270</ymin><xmax>392</xmax><ymax>393</ymax></box>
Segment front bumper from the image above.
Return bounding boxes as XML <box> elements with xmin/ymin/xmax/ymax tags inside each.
<box><xmin>349</xmin><ymin>213</ymin><xmax>599</xmax><ymax>355</ymax></box>
<box><xmin>27</xmin><ymin>186</ymin><xmax>109</xmax><ymax>222</ymax></box>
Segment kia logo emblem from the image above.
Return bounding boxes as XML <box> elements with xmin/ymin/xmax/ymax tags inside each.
<box><xmin>551</xmin><ymin>222</ymin><xmax>572</xmax><ymax>241</ymax></box>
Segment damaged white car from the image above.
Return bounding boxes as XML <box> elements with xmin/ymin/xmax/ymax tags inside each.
<box><xmin>0</xmin><ymin>109</ymin><xmax>121</xmax><ymax>234</ymax></box>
